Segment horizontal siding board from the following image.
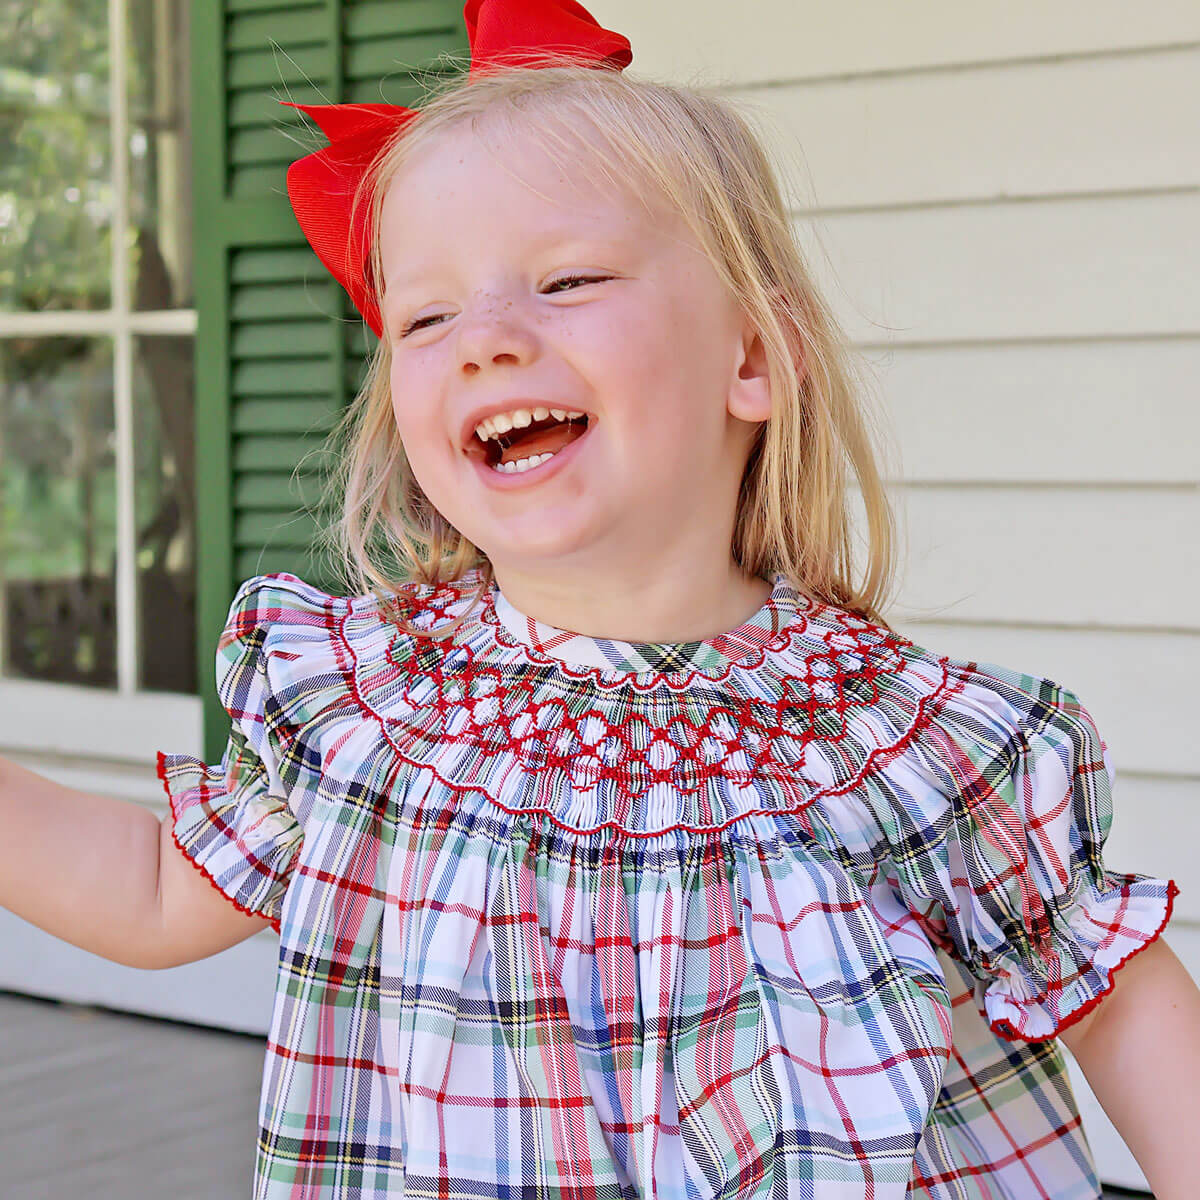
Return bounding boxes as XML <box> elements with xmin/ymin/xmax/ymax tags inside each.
<box><xmin>795</xmin><ymin>191</ymin><xmax>1200</xmax><ymax>344</ymax></box>
<box><xmin>589</xmin><ymin>0</ymin><xmax>1200</xmax><ymax>86</ymax></box>
<box><xmin>1100</xmin><ymin>775</ymin><xmax>1199</xmax><ymax>924</ymax></box>
<box><xmin>879</xmin><ymin>340</ymin><xmax>1200</xmax><ymax>484</ymax></box>
<box><xmin>893</xmin><ymin>486</ymin><xmax>1199</xmax><ymax>631</ymax></box>
<box><xmin>892</xmin><ymin>621</ymin><xmax>1198</xmax><ymax>778</ymax></box>
<box><xmin>740</xmin><ymin>47</ymin><xmax>1200</xmax><ymax>211</ymax></box>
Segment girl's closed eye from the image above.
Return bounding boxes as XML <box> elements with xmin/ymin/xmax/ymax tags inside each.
<box><xmin>398</xmin><ymin>273</ymin><xmax>612</xmax><ymax>337</ymax></box>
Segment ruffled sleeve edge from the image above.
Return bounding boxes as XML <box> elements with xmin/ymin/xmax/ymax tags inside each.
<box><xmin>156</xmin><ymin>749</ymin><xmax>294</xmax><ymax>935</ymax></box>
<box><xmin>985</xmin><ymin>876</ymin><xmax>1181</xmax><ymax>1044</ymax></box>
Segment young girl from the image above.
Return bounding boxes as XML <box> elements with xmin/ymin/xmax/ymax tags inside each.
<box><xmin>2</xmin><ymin>1</ymin><xmax>1197</xmax><ymax>1197</ymax></box>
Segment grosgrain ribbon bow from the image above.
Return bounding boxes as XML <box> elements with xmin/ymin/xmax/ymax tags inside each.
<box><xmin>278</xmin><ymin>0</ymin><xmax>633</xmax><ymax>337</ymax></box>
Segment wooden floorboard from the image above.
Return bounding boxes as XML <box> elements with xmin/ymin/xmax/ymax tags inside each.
<box><xmin>0</xmin><ymin>990</ymin><xmax>260</xmax><ymax>1198</ymax></box>
<box><xmin>0</xmin><ymin>987</ymin><xmax>1154</xmax><ymax>1198</ymax></box>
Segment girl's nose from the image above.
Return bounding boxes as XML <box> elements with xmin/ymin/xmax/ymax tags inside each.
<box><xmin>456</xmin><ymin>302</ymin><xmax>540</xmax><ymax>375</ymax></box>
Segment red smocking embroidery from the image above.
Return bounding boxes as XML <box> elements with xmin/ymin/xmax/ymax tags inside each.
<box><xmin>327</xmin><ymin>572</ymin><xmax>973</xmax><ymax>838</ymax></box>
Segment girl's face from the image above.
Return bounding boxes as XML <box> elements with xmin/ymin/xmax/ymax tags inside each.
<box><xmin>377</xmin><ymin>118</ymin><xmax>771</xmax><ymax>581</ymax></box>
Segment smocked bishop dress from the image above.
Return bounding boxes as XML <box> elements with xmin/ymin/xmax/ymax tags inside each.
<box><xmin>157</xmin><ymin>568</ymin><xmax>1178</xmax><ymax>1200</ymax></box>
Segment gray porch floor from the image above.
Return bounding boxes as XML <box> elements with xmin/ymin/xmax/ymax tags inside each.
<box><xmin>0</xmin><ymin>988</ymin><xmax>1152</xmax><ymax>1199</ymax></box>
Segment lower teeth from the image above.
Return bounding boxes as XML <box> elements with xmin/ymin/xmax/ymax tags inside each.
<box><xmin>491</xmin><ymin>450</ymin><xmax>557</xmax><ymax>474</ymax></box>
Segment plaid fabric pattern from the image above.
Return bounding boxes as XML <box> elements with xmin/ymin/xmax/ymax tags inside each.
<box><xmin>157</xmin><ymin>570</ymin><xmax>1178</xmax><ymax>1199</ymax></box>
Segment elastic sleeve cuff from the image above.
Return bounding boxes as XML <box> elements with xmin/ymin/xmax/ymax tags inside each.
<box><xmin>157</xmin><ymin>748</ymin><xmax>303</xmax><ymax>935</ymax></box>
<box><xmin>982</xmin><ymin>875</ymin><xmax>1180</xmax><ymax>1043</ymax></box>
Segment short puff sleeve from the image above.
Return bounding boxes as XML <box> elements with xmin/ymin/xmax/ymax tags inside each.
<box><xmin>156</xmin><ymin>575</ymin><xmax>306</xmax><ymax>933</ymax></box>
<box><xmin>874</xmin><ymin>662</ymin><xmax>1179</xmax><ymax>1043</ymax></box>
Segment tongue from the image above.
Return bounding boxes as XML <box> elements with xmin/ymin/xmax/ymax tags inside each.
<box><xmin>498</xmin><ymin>419</ymin><xmax>586</xmax><ymax>465</ymax></box>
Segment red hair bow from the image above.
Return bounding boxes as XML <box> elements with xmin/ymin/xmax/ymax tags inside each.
<box><xmin>278</xmin><ymin>0</ymin><xmax>633</xmax><ymax>337</ymax></box>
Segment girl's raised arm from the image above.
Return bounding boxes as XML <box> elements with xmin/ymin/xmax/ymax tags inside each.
<box><xmin>0</xmin><ymin>753</ymin><xmax>271</xmax><ymax>970</ymax></box>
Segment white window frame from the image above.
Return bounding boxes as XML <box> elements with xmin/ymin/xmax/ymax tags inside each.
<box><xmin>0</xmin><ymin>0</ymin><xmax>201</xmax><ymax>766</ymax></box>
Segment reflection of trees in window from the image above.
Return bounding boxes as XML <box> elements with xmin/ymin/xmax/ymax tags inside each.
<box><xmin>1</xmin><ymin>0</ymin><xmax>196</xmax><ymax>693</ymax></box>
<box><xmin>2</xmin><ymin>0</ymin><xmax>114</xmax><ymax>313</ymax></box>
<box><xmin>1</xmin><ymin>337</ymin><xmax>117</xmax><ymax>684</ymax></box>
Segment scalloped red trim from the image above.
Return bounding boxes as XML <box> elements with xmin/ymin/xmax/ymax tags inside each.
<box><xmin>155</xmin><ymin>750</ymin><xmax>282</xmax><ymax>936</ymax></box>
<box><xmin>483</xmin><ymin>579</ymin><xmax>808</xmax><ymax>687</ymax></box>
<box><xmin>987</xmin><ymin>878</ymin><xmax>1180</xmax><ymax>1044</ymax></box>
<box><xmin>329</xmin><ymin>587</ymin><xmax>979</xmax><ymax>840</ymax></box>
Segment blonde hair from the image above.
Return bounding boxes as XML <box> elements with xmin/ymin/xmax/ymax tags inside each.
<box><xmin>310</xmin><ymin>53</ymin><xmax>907</xmax><ymax>637</ymax></box>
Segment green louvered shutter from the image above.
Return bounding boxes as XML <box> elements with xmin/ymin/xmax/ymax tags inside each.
<box><xmin>192</xmin><ymin>0</ymin><xmax>468</xmax><ymax>761</ymax></box>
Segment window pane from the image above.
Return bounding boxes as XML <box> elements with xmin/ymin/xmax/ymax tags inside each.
<box><xmin>1</xmin><ymin>0</ymin><xmax>113</xmax><ymax>314</ymax></box>
<box><xmin>0</xmin><ymin>336</ymin><xmax>116</xmax><ymax>686</ymax></box>
<box><xmin>127</xmin><ymin>0</ymin><xmax>193</xmax><ymax>311</ymax></box>
<box><xmin>133</xmin><ymin>333</ymin><xmax>195</xmax><ymax>692</ymax></box>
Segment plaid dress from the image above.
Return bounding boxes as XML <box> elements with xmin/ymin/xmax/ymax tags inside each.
<box><xmin>157</xmin><ymin>568</ymin><xmax>1178</xmax><ymax>1200</ymax></box>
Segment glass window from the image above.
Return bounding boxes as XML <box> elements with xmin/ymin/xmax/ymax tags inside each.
<box><xmin>2</xmin><ymin>0</ymin><xmax>113</xmax><ymax>313</ymax></box>
<box><xmin>0</xmin><ymin>0</ymin><xmax>196</xmax><ymax>695</ymax></box>
<box><xmin>0</xmin><ymin>336</ymin><xmax>116</xmax><ymax>684</ymax></box>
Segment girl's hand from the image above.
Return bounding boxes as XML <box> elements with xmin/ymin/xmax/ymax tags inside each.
<box><xmin>0</xmin><ymin>755</ymin><xmax>269</xmax><ymax>969</ymax></box>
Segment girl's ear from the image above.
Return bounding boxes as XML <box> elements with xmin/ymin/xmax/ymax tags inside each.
<box><xmin>728</xmin><ymin>289</ymin><xmax>808</xmax><ymax>424</ymax></box>
<box><xmin>727</xmin><ymin>314</ymin><xmax>774</xmax><ymax>424</ymax></box>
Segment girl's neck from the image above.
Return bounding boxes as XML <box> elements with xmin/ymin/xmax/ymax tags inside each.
<box><xmin>488</xmin><ymin>561</ymin><xmax>774</xmax><ymax>646</ymax></box>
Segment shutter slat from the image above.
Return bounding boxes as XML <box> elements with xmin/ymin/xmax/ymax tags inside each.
<box><xmin>232</xmin><ymin>248</ymin><xmax>321</xmax><ymax>283</ymax></box>
<box><xmin>233</xmin><ymin>320</ymin><xmax>332</xmax><ymax>358</ymax></box>
<box><xmin>232</xmin><ymin>360</ymin><xmax>333</xmax><ymax>396</ymax></box>
<box><xmin>226</xmin><ymin>0</ymin><xmax>297</xmax><ymax>13</ymax></box>
<box><xmin>348</xmin><ymin>34</ymin><xmax>469</xmax><ymax>81</ymax></box>
<box><xmin>233</xmin><ymin>397</ymin><xmax>340</xmax><ymax>433</ymax></box>
<box><xmin>237</xmin><ymin>470</ymin><xmax>327</xmax><ymax>510</ymax></box>
<box><xmin>233</xmin><ymin>434</ymin><xmax>330</xmax><ymax>471</ymax></box>
<box><xmin>235</xmin><ymin>510</ymin><xmax>321</xmax><ymax>548</ymax></box>
<box><xmin>231</xmin><ymin>283</ymin><xmax>339</xmax><ymax>321</ymax></box>
<box><xmin>228</xmin><ymin>85</ymin><xmax>326</xmax><ymax>128</ymax></box>
<box><xmin>228</xmin><ymin>44</ymin><xmax>329</xmax><ymax>89</ymax></box>
<box><xmin>347</xmin><ymin>0</ymin><xmax>462</xmax><ymax>41</ymax></box>
<box><xmin>227</xmin><ymin>7</ymin><xmax>327</xmax><ymax>51</ymax></box>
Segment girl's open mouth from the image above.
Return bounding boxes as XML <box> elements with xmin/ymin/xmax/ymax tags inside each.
<box><xmin>467</xmin><ymin>413</ymin><xmax>595</xmax><ymax>487</ymax></box>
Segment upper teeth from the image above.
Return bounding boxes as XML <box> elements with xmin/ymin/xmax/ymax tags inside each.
<box><xmin>474</xmin><ymin>406</ymin><xmax>586</xmax><ymax>442</ymax></box>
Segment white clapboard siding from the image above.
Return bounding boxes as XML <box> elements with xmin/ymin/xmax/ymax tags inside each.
<box><xmin>877</xmin><ymin>340</ymin><xmax>1200</xmax><ymax>485</ymax></box>
<box><xmin>892</xmin><ymin>486</ymin><xmax>1199</xmax><ymax>630</ymax></box>
<box><xmin>793</xmin><ymin>192</ymin><xmax>1200</xmax><ymax>343</ymax></box>
<box><xmin>731</xmin><ymin>46</ymin><xmax>1200</xmax><ymax>210</ymax></box>
<box><xmin>591</xmin><ymin>0</ymin><xmax>1200</xmax><ymax>85</ymax></box>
